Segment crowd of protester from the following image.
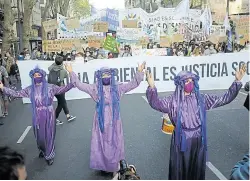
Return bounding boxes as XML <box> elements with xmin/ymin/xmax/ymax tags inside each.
<box><xmin>0</xmin><ymin>50</ymin><xmax>20</xmax><ymax>125</ymax></box>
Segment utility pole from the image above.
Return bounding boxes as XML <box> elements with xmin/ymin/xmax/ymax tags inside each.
<box><xmin>226</xmin><ymin>0</ymin><xmax>229</xmax><ymax>16</ymax></box>
<box><xmin>17</xmin><ymin>0</ymin><xmax>23</xmax><ymax>53</ymax></box>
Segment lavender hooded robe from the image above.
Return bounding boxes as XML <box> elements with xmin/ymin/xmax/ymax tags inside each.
<box><xmin>2</xmin><ymin>67</ymin><xmax>74</xmax><ymax>160</ymax></box>
<box><xmin>71</xmin><ymin>69</ymin><xmax>144</xmax><ymax>172</ymax></box>
<box><xmin>146</xmin><ymin>71</ymin><xmax>242</xmax><ymax>180</ymax></box>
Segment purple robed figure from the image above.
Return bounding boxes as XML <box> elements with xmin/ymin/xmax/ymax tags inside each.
<box><xmin>0</xmin><ymin>67</ymin><xmax>74</xmax><ymax>165</ymax></box>
<box><xmin>145</xmin><ymin>66</ymin><xmax>246</xmax><ymax>179</ymax></box>
<box><xmin>65</xmin><ymin>62</ymin><xmax>145</xmax><ymax>173</ymax></box>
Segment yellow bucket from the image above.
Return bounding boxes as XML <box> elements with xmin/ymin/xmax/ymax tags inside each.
<box><xmin>161</xmin><ymin>114</ymin><xmax>175</xmax><ymax>135</ymax></box>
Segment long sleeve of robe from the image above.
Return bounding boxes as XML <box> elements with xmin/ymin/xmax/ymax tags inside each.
<box><xmin>1</xmin><ymin>75</ymin><xmax>75</xmax><ymax>161</ymax></box>
<box><xmin>70</xmin><ymin>71</ymin><xmax>144</xmax><ymax>172</ymax></box>
<box><xmin>146</xmin><ymin>80</ymin><xmax>243</xmax><ymax>180</ymax></box>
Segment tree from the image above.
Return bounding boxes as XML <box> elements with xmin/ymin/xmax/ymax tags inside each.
<box><xmin>42</xmin><ymin>0</ymin><xmax>56</xmax><ymax>21</ymax></box>
<box><xmin>2</xmin><ymin>0</ymin><xmax>16</xmax><ymax>53</ymax></box>
<box><xmin>70</xmin><ymin>0</ymin><xmax>91</xmax><ymax>18</ymax></box>
<box><xmin>59</xmin><ymin>0</ymin><xmax>71</xmax><ymax>16</ymax></box>
<box><xmin>22</xmin><ymin>0</ymin><xmax>36</xmax><ymax>50</ymax></box>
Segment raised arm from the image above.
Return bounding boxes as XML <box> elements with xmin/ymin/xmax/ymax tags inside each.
<box><xmin>204</xmin><ymin>81</ymin><xmax>242</xmax><ymax>110</ymax></box>
<box><xmin>146</xmin><ymin>86</ymin><xmax>172</xmax><ymax>113</ymax></box>
<box><xmin>119</xmin><ymin>62</ymin><xmax>146</xmax><ymax>96</ymax></box>
<box><xmin>119</xmin><ymin>71</ymin><xmax>144</xmax><ymax>95</ymax></box>
<box><xmin>2</xmin><ymin>86</ymin><xmax>30</xmax><ymax>98</ymax></box>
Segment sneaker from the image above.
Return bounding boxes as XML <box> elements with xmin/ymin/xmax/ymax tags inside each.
<box><xmin>67</xmin><ymin>115</ymin><xmax>76</xmax><ymax>122</ymax></box>
<box><xmin>56</xmin><ymin>119</ymin><xmax>63</xmax><ymax>125</ymax></box>
<box><xmin>4</xmin><ymin>112</ymin><xmax>8</xmax><ymax>116</ymax></box>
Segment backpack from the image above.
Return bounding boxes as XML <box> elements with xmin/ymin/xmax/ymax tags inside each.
<box><xmin>48</xmin><ymin>70</ymin><xmax>61</xmax><ymax>86</ymax></box>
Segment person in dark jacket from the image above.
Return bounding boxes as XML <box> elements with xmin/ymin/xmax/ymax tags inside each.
<box><xmin>48</xmin><ymin>56</ymin><xmax>76</xmax><ymax>125</ymax></box>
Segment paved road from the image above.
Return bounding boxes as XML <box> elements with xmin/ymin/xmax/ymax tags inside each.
<box><xmin>0</xmin><ymin>89</ymin><xmax>248</xmax><ymax>180</ymax></box>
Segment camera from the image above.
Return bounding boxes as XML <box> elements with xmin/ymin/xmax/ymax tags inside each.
<box><xmin>116</xmin><ymin>160</ymin><xmax>140</xmax><ymax>180</ymax></box>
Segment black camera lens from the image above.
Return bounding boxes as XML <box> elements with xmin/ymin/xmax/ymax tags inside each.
<box><xmin>120</xmin><ymin>159</ymin><xmax>128</xmax><ymax>170</ymax></box>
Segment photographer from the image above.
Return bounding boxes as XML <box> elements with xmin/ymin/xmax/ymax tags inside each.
<box><xmin>114</xmin><ymin>160</ymin><xmax>140</xmax><ymax>180</ymax></box>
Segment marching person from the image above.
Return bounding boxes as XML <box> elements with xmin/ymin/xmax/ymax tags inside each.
<box><xmin>65</xmin><ymin>62</ymin><xmax>146</xmax><ymax>174</ymax></box>
<box><xmin>0</xmin><ymin>66</ymin><xmax>75</xmax><ymax>165</ymax></box>
<box><xmin>48</xmin><ymin>56</ymin><xmax>76</xmax><ymax>125</ymax></box>
<box><xmin>145</xmin><ymin>65</ymin><xmax>246</xmax><ymax>180</ymax></box>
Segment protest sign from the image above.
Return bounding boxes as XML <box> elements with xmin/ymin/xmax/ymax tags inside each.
<box><xmin>42</xmin><ymin>19</ymin><xmax>57</xmax><ymax>32</ymax></box>
<box><xmin>122</xmin><ymin>20</ymin><xmax>138</xmax><ymax>28</ymax></box>
<box><xmin>88</xmin><ymin>36</ymin><xmax>104</xmax><ymax>48</ymax></box>
<box><xmin>65</xmin><ymin>18</ymin><xmax>80</xmax><ymax>30</ymax></box>
<box><xmin>103</xmin><ymin>35</ymin><xmax>119</xmax><ymax>53</ymax></box>
<box><xmin>93</xmin><ymin>22</ymin><xmax>108</xmax><ymax>32</ymax></box>
<box><xmin>160</xmin><ymin>36</ymin><xmax>171</xmax><ymax>47</ymax></box>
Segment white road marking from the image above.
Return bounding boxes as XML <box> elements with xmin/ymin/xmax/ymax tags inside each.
<box><xmin>239</xmin><ymin>91</ymin><xmax>248</xmax><ymax>96</ymax></box>
<box><xmin>141</xmin><ymin>96</ymin><xmax>148</xmax><ymax>103</ymax></box>
<box><xmin>17</xmin><ymin>126</ymin><xmax>32</xmax><ymax>144</ymax></box>
<box><xmin>206</xmin><ymin>162</ymin><xmax>227</xmax><ymax>180</ymax></box>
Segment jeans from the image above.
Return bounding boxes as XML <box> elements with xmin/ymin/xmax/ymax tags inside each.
<box><xmin>55</xmin><ymin>93</ymin><xmax>69</xmax><ymax>119</ymax></box>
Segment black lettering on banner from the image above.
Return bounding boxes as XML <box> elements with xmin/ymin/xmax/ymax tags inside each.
<box><xmin>221</xmin><ymin>63</ymin><xmax>228</xmax><ymax>77</ymax></box>
<box><xmin>193</xmin><ymin>64</ymin><xmax>199</xmax><ymax>76</ymax></box>
<box><xmin>239</xmin><ymin>61</ymin><xmax>245</xmax><ymax>70</ymax></box>
<box><xmin>119</xmin><ymin>68</ymin><xmax>123</xmax><ymax>82</ymax></box>
<box><xmin>113</xmin><ymin>68</ymin><xmax>119</xmax><ymax>81</ymax></box>
<box><xmin>199</xmin><ymin>64</ymin><xmax>206</xmax><ymax>78</ymax></box>
<box><xmin>123</xmin><ymin>68</ymin><xmax>130</xmax><ymax>82</ymax></box>
<box><xmin>218</xmin><ymin>63</ymin><xmax>221</xmax><ymax>77</ymax></box>
<box><xmin>78</xmin><ymin>73</ymin><xmax>81</xmax><ymax>80</ymax></box>
<box><xmin>131</xmin><ymin>67</ymin><xmax>138</xmax><ymax>79</ymax></box>
<box><xmin>153</xmin><ymin>67</ymin><xmax>159</xmax><ymax>81</ymax></box>
<box><xmin>163</xmin><ymin>67</ymin><xmax>170</xmax><ymax>81</ymax></box>
<box><xmin>182</xmin><ymin>65</ymin><xmax>190</xmax><ymax>72</ymax></box>
<box><xmin>210</xmin><ymin>63</ymin><xmax>217</xmax><ymax>77</ymax></box>
<box><xmin>146</xmin><ymin>67</ymin><xmax>152</xmax><ymax>74</ymax></box>
<box><xmin>206</xmin><ymin>63</ymin><xmax>210</xmax><ymax>78</ymax></box>
<box><xmin>231</xmin><ymin>62</ymin><xmax>238</xmax><ymax>76</ymax></box>
<box><xmin>247</xmin><ymin>61</ymin><xmax>250</xmax><ymax>75</ymax></box>
<box><xmin>170</xmin><ymin>67</ymin><xmax>176</xmax><ymax>80</ymax></box>
<box><xmin>82</xmin><ymin>72</ymin><xmax>89</xmax><ymax>84</ymax></box>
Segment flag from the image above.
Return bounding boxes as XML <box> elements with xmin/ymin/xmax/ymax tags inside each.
<box><xmin>200</xmin><ymin>6</ymin><xmax>213</xmax><ymax>35</ymax></box>
<box><xmin>91</xmin><ymin>5</ymin><xmax>97</xmax><ymax>15</ymax></box>
<box><xmin>175</xmin><ymin>0</ymin><xmax>190</xmax><ymax>18</ymax></box>
<box><xmin>223</xmin><ymin>15</ymin><xmax>231</xmax><ymax>31</ymax></box>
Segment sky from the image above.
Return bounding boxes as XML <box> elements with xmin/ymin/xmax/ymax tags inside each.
<box><xmin>89</xmin><ymin>0</ymin><xmax>125</xmax><ymax>10</ymax></box>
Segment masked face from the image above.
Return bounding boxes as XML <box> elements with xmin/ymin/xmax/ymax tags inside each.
<box><xmin>33</xmin><ymin>73</ymin><xmax>43</xmax><ymax>84</ymax></box>
<box><xmin>210</xmin><ymin>46</ymin><xmax>214</xmax><ymax>50</ymax></box>
<box><xmin>184</xmin><ymin>79</ymin><xmax>194</xmax><ymax>94</ymax></box>
<box><xmin>102</xmin><ymin>72</ymin><xmax>111</xmax><ymax>85</ymax></box>
<box><xmin>86</xmin><ymin>52</ymin><xmax>90</xmax><ymax>56</ymax></box>
<box><xmin>102</xmin><ymin>77</ymin><xmax>111</xmax><ymax>85</ymax></box>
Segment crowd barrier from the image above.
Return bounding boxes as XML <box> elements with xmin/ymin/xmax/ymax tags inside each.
<box><xmin>18</xmin><ymin>51</ymin><xmax>250</xmax><ymax>104</ymax></box>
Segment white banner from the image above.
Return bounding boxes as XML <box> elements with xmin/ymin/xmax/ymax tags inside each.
<box><xmin>18</xmin><ymin>52</ymin><xmax>249</xmax><ymax>104</ymax></box>
<box><xmin>119</xmin><ymin>8</ymin><xmax>202</xmax><ymax>41</ymax></box>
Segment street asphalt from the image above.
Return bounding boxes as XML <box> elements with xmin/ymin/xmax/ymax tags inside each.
<box><xmin>0</xmin><ymin>88</ymin><xmax>249</xmax><ymax>180</ymax></box>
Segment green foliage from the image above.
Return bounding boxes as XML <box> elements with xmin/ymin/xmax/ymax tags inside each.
<box><xmin>71</xmin><ymin>0</ymin><xmax>91</xmax><ymax>18</ymax></box>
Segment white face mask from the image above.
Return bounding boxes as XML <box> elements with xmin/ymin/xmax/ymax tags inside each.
<box><xmin>210</xmin><ymin>46</ymin><xmax>214</xmax><ymax>50</ymax></box>
<box><xmin>86</xmin><ymin>53</ymin><xmax>90</xmax><ymax>56</ymax></box>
